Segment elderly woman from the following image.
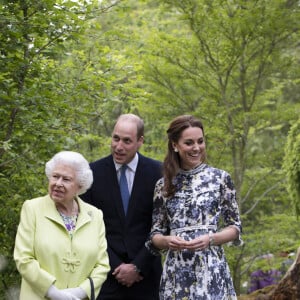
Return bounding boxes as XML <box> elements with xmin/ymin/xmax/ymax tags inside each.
<box><xmin>14</xmin><ymin>151</ymin><xmax>110</xmax><ymax>300</ymax></box>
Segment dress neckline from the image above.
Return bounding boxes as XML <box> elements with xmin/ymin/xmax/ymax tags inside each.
<box><xmin>179</xmin><ymin>163</ymin><xmax>206</xmax><ymax>175</ymax></box>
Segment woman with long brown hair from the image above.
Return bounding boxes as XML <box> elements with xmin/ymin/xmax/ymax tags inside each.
<box><xmin>147</xmin><ymin>115</ymin><xmax>242</xmax><ymax>300</ymax></box>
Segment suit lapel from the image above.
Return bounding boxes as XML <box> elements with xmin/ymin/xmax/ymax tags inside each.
<box><xmin>126</xmin><ymin>154</ymin><xmax>145</xmax><ymax>218</ymax></box>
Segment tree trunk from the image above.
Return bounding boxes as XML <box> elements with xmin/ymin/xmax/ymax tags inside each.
<box><xmin>238</xmin><ymin>247</ymin><xmax>300</xmax><ymax>300</ymax></box>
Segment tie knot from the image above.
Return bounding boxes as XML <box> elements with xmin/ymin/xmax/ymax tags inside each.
<box><xmin>121</xmin><ymin>164</ymin><xmax>127</xmax><ymax>173</ymax></box>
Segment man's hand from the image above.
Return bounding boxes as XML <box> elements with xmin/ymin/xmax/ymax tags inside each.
<box><xmin>112</xmin><ymin>263</ymin><xmax>143</xmax><ymax>287</ymax></box>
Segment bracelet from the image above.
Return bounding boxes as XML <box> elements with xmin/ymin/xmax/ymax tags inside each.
<box><xmin>208</xmin><ymin>231</ymin><xmax>215</xmax><ymax>246</ymax></box>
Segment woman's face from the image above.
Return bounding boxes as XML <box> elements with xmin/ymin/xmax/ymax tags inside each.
<box><xmin>48</xmin><ymin>164</ymin><xmax>81</xmax><ymax>204</ymax></box>
<box><xmin>173</xmin><ymin>126</ymin><xmax>206</xmax><ymax>170</ymax></box>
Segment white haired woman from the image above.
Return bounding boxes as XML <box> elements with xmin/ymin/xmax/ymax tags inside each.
<box><xmin>14</xmin><ymin>151</ymin><xmax>110</xmax><ymax>300</ymax></box>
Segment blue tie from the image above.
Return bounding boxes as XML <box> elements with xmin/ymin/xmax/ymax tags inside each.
<box><xmin>120</xmin><ymin>165</ymin><xmax>130</xmax><ymax>214</ymax></box>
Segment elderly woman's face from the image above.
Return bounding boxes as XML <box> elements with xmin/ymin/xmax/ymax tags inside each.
<box><xmin>48</xmin><ymin>164</ymin><xmax>81</xmax><ymax>204</ymax></box>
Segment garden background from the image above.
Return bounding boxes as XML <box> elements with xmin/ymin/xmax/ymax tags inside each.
<box><xmin>1</xmin><ymin>0</ymin><xmax>299</xmax><ymax>298</ymax></box>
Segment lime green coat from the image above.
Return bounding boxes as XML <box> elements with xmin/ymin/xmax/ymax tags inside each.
<box><xmin>14</xmin><ymin>195</ymin><xmax>110</xmax><ymax>300</ymax></box>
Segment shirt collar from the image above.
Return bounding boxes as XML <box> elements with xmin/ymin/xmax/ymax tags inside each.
<box><xmin>114</xmin><ymin>152</ymin><xmax>139</xmax><ymax>172</ymax></box>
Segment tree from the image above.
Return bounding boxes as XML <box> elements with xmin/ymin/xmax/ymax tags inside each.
<box><xmin>0</xmin><ymin>0</ymin><xmax>299</xmax><ymax>296</ymax></box>
<box><xmin>135</xmin><ymin>0</ymin><xmax>300</xmax><ymax>293</ymax></box>
<box><xmin>283</xmin><ymin>119</ymin><xmax>300</xmax><ymax>217</ymax></box>
<box><xmin>0</xmin><ymin>1</ymin><xmax>119</xmax><ymax>297</ymax></box>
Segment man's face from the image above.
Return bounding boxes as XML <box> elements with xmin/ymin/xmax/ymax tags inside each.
<box><xmin>111</xmin><ymin>119</ymin><xmax>143</xmax><ymax>164</ymax></box>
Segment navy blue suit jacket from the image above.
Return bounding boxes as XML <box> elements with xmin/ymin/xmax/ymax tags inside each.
<box><xmin>81</xmin><ymin>153</ymin><xmax>162</xmax><ymax>299</ymax></box>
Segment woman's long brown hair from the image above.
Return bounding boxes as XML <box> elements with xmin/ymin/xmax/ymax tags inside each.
<box><xmin>163</xmin><ymin>115</ymin><xmax>205</xmax><ymax>198</ymax></box>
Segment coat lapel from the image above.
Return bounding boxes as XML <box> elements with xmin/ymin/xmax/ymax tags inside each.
<box><xmin>43</xmin><ymin>195</ymin><xmax>93</xmax><ymax>231</ymax></box>
<box><xmin>43</xmin><ymin>195</ymin><xmax>66</xmax><ymax>228</ymax></box>
<box><xmin>73</xmin><ymin>197</ymin><xmax>93</xmax><ymax>231</ymax></box>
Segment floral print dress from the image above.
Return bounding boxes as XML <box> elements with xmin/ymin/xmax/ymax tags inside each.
<box><xmin>147</xmin><ymin>164</ymin><xmax>242</xmax><ymax>300</ymax></box>
<box><xmin>59</xmin><ymin>212</ymin><xmax>77</xmax><ymax>238</ymax></box>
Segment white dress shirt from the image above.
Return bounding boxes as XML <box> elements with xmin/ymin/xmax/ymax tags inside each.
<box><xmin>114</xmin><ymin>153</ymin><xmax>138</xmax><ymax>194</ymax></box>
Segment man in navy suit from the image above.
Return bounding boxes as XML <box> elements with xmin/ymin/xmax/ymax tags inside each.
<box><xmin>81</xmin><ymin>114</ymin><xmax>162</xmax><ymax>300</ymax></box>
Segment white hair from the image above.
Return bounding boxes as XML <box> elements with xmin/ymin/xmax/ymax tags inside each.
<box><xmin>45</xmin><ymin>151</ymin><xmax>93</xmax><ymax>195</ymax></box>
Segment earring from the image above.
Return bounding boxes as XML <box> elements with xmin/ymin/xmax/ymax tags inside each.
<box><xmin>174</xmin><ymin>148</ymin><xmax>178</xmax><ymax>152</ymax></box>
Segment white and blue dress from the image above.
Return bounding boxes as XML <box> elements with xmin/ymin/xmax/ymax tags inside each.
<box><xmin>147</xmin><ymin>164</ymin><xmax>242</xmax><ymax>300</ymax></box>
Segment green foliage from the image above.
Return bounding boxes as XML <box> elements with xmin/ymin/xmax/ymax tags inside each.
<box><xmin>283</xmin><ymin>119</ymin><xmax>300</xmax><ymax>216</ymax></box>
<box><xmin>133</xmin><ymin>0</ymin><xmax>300</xmax><ymax>293</ymax></box>
<box><xmin>226</xmin><ymin>214</ymin><xmax>300</xmax><ymax>294</ymax></box>
<box><xmin>0</xmin><ymin>0</ymin><xmax>299</xmax><ymax>297</ymax></box>
<box><xmin>0</xmin><ymin>1</ymin><xmax>115</xmax><ymax>298</ymax></box>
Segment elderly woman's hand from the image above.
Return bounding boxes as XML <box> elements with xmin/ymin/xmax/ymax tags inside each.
<box><xmin>62</xmin><ymin>287</ymin><xmax>87</xmax><ymax>299</ymax></box>
<box><xmin>46</xmin><ymin>285</ymin><xmax>81</xmax><ymax>300</ymax></box>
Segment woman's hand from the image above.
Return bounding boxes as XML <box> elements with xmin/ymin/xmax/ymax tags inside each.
<box><xmin>184</xmin><ymin>234</ymin><xmax>210</xmax><ymax>251</ymax></box>
<box><xmin>46</xmin><ymin>285</ymin><xmax>80</xmax><ymax>300</ymax></box>
<box><xmin>62</xmin><ymin>287</ymin><xmax>87</xmax><ymax>299</ymax></box>
<box><xmin>167</xmin><ymin>236</ymin><xmax>188</xmax><ymax>251</ymax></box>
<box><xmin>152</xmin><ymin>234</ymin><xmax>187</xmax><ymax>251</ymax></box>
<box><xmin>152</xmin><ymin>233</ymin><xmax>213</xmax><ymax>252</ymax></box>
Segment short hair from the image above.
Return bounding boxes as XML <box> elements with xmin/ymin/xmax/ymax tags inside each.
<box><xmin>116</xmin><ymin>114</ymin><xmax>144</xmax><ymax>139</ymax></box>
<box><xmin>45</xmin><ymin>151</ymin><xmax>93</xmax><ymax>195</ymax></box>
